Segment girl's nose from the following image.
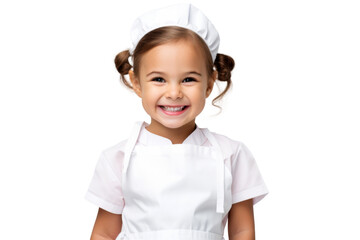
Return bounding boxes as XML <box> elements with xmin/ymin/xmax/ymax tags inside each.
<box><xmin>165</xmin><ymin>83</ymin><xmax>183</xmax><ymax>100</ymax></box>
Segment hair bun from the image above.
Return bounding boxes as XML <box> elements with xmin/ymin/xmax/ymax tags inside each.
<box><xmin>114</xmin><ymin>50</ymin><xmax>133</xmax><ymax>88</ymax></box>
<box><xmin>212</xmin><ymin>53</ymin><xmax>235</xmax><ymax>107</ymax></box>
<box><xmin>214</xmin><ymin>54</ymin><xmax>235</xmax><ymax>82</ymax></box>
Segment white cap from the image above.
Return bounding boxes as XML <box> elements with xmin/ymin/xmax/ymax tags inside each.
<box><xmin>129</xmin><ymin>3</ymin><xmax>220</xmax><ymax>62</ymax></box>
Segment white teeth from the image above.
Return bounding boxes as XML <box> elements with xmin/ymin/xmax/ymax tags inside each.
<box><xmin>162</xmin><ymin>106</ymin><xmax>185</xmax><ymax>112</ymax></box>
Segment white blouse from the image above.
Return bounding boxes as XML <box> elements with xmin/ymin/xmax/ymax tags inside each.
<box><xmin>86</xmin><ymin>123</ymin><xmax>268</xmax><ymax>215</ymax></box>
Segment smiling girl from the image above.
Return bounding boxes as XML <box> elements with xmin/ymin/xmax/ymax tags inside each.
<box><xmin>129</xmin><ymin>37</ymin><xmax>216</xmax><ymax>144</ymax></box>
<box><xmin>86</xmin><ymin>3</ymin><xmax>268</xmax><ymax>240</ymax></box>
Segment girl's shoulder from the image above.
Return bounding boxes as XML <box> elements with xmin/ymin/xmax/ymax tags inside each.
<box><xmin>98</xmin><ymin>128</ymin><xmax>251</xmax><ymax>163</ymax></box>
<box><xmin>199</xmin><ymin>128</ymin><xmax>248</xmax><ymax>158</ymax></box>
<box><xmin>99</xmin><ymin>138</ymin><xmax>128</xmax><ymax>163</ymax></box>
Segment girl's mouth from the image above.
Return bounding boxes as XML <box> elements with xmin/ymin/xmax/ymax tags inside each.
<box><xmin>159</xmin><ymin>105</ymin><xmax>189</xmax><ymax>115</ymax></box>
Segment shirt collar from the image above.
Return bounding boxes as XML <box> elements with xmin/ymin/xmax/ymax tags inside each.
<box><xmin>137</xmin><ymin>122</ymin><xmax>207</xmax><ymax>146</ymax></box>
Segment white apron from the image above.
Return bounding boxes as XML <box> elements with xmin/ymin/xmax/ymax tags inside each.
<box><xmin>117</xmin><ymin>122</ymin><xmax>233</xmax><ymax>240</ymax></box>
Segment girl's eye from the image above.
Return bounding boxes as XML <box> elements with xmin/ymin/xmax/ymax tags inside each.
<box><xmin>152</xmin><ymin>77</ymin><xmax>165</xmax><ymax>83</ymax></box>
<box><xmin>182</xmin><ymin>77</ymin><xmax>196</xmax><ymax>83</ymax></box>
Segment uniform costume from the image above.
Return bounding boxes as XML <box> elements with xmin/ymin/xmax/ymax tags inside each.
<box><xmin>86</xmin><ymin>3</ymin><xmax>269</xmax><ymax>239</ymax></box>
<box><xmin>86</xmin><ymin>122</ymin><xmax>268</xmax><ymax>240</ymax></box>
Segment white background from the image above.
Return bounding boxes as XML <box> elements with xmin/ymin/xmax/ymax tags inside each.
<box><xmin>1</xmin><ymin>0</ymin><xmax>359</xmax><ymax>239</ymax></box>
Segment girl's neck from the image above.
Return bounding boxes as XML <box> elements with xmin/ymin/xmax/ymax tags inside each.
<box><xmin>145</xmin><ymin>120</ymin><xmax>196</xmax><ymax>144</ymax></box>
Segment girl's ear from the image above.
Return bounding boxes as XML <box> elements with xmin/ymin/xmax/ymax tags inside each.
<box><xmin>129</xmin><ymin>70</ymin><xmax>142</xmax><ymax>98</ymax></box>
<box><xmin>206</xmin><ymin>70</ymin><xmax>217</xmax><ymax>98</ymax></box>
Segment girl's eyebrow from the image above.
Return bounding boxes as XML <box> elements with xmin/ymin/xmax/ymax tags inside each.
<box><xmin>146</xmin><ymin>71</ymin><xmax>164</xmax><ymax>77</ymax></box>
<box><xmin>187</xmin><ymin>71</ymin><xmax>202</xmax><ymax>76</ymax></box>
<box><xmin>146</xmin><ymin>71</ymin><xmax>202</xmax><ymax>77</ymax></box>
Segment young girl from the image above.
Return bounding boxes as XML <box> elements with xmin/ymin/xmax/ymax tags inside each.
<box><xmin>86</xmin><ymin>3</ymin><xmax>268</xmax><ymax>240</ymax></box>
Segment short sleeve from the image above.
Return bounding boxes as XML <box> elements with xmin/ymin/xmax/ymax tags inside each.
<box><xmin>231</xmin><ymin>142</ymin><xmax>269</xmax><ymax>205</ymax></box>
<box><xmin>85</xmin><ymin>151</ymin><xmax>125</xmax><ymax>214</ymax></box>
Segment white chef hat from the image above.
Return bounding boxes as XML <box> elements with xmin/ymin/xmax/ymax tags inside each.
<box><xmin>129</xmin><ymin>3</ymin><xmax>220</xmax><ymax>62</ymax></box>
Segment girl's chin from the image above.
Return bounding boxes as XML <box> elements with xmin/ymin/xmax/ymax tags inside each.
<box><xmin>150</xmin><ymin>118</ymin><xmax>196</xmax><ymax>131</ymax></box>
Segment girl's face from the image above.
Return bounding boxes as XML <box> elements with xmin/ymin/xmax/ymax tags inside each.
<box><xmin>130</xmin><ymin>39</ymin><xmax>216</xmax><ymax>134</ymax></box>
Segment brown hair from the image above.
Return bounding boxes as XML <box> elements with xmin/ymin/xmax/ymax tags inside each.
<box><xmin>114</xmin><ymin>26</ymin><xmax>234</xmax><ymax>107</ymax></box>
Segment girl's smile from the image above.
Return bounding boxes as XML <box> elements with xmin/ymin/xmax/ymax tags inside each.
<box><xmin>129</xmin><ymin>39</ymin><xmax>216</xmax><ymax>141</ymax></box>
<box><xmin>159</xmin><ymin>105</ymin><xmax>189</xmax><ymax>116</ymax></box>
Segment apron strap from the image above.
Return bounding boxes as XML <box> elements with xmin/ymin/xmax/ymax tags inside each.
<box><xmin>123</xmin><ymin>121</ymin><xmax>144</xmax><ymax>175</ymax></box>
<box><xmin>202</xmin><ymin>129</ymin><xmax>225</xmax><ymax>214</ymax></box>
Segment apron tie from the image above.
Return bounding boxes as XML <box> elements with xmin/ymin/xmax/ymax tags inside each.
<box><xmin>123</xmin><ymin>121</ymin><xmax>144</xmax><ymax>175</ymax></box>
<box><xmin>203</xmin><ymin>129</ymin><xmax>225</xmax><ymax>214</ymax></box>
